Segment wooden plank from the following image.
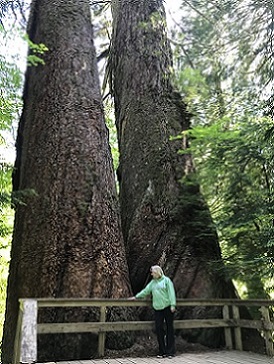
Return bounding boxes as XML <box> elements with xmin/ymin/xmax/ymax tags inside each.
<box><xmin>222</xmin><ymin>305</ymin><xmax>233</xmax><ymax>350</ymax></box>
<box><xmin>116</xmin><ymin>359</ymin><xmax>151</xmax><ymax>364</ymax></box>
<box><xmin>37</xmin><ymin>318</ymin><xmax>266</xmax><ymax>335</ymax></box>
<box><xmin>207</xmin><ymin>354</ymin><xmax>243</xmax><ymax>364</ymax></box>
<box><xmin>237</xmin><ymin>319</ymin><xmax>265</xmax><ymax>330</ymax></box>
<box><xmin>79</xmin><ymin>361</ymin><xmax>103</xmax><ymax>364</ymax></box>
<box><xmin>206</xmin><ymin>350</ymin><xmax>271</xmax><ymax>364</ymax></box>
<box><xmin>174</xmin><ymin>319</ymin><xmax>235</xmax><ymax>329</ymax></box>
<box><xmin>98</xmin><ymin>306</ymin><xmax>107</xmax><ymax>357</ymax></box>
<box><xmin>38</xmin><ymin>319</ymin><xmax>237</xmax><ymax>335</ymax></box>
<box><xmin>38</xmin><ymin>351</ymin><xmax>274</xmax><ymax>364</ymax></box>
<box><xmin>37</xmin><ymin>299</ymin><xmax>151</xmax><ymax>308</ymax></box>
<box><xmin>38</xmin><ymin>321</ymin><xmax>155</xmax><ymax>333</ymax></box>
<box><xmin>181</xmin><ymin>351</ymin><xmax>270</xmax><ymax>364</ymax></box>
<box><xmin>260</xmin><ymin>306</ymin><xmax>274</xmax><ymax>357</ymax></box>
<box><xmin>232</xmin><ymin>306</ymin><xmax>242</xmax><ymax>351</ymax></box>
<box><xmin>178</xmin><ymin>353</ymin><xmax>212</xmax><ymax>364</ymax></box>
<box><xmin>20</xmin><ymin>299</ymin><xmax>38</xmax><ymax>363</ymax></box>
<box><xmin>132</xmin><ymin>357</ymin><xmax>164</xmax><ymax>364</ymax></box>
<box><xmin>223</xmin><ymin>350</ymin><xmax>274</xmax><ymax>363</ymax></box>
<box><xmin>112</xmin><ymin>360</ymin><xmax>141</xmax><ymax>364</ymax></box>
<box><xmin>36</xmin><ymin>298</ymin><xmax>274</xmax><ymax>309</ymax></box>
<box><xmin>122</xmin><ymin>359</ymin><xmax>148</xmax><ymax>364</ymax></box>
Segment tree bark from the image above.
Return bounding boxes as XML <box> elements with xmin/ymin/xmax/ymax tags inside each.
<box><xmin>2</xmin><ymin>1</ymin><xmax>131</xmax><ymax>362</ymax></box>
<box><xmin>110</xmin><ymin>0</ymin><xmax>236</xmax><ymax>347</ymax></box>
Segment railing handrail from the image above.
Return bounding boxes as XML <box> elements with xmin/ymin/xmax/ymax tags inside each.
<box><xmin>33</xmin><ymin>297</ymin><xmax>274</xmax><ymax>307</ymax></box>
<box><xmin>14</xmin><ymin>298</ymin><xmax>274</xmax><ymax>364</ymax></box>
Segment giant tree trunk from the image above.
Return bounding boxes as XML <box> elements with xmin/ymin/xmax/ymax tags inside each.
<box><xmin>2</xmin><ymin>1</ymin><xmax>131</xmax><ymax>362</ymax></box>
<box><xmin>111</xmin><ymin>0</ymin><xmax>236</xmax><ymax>347</ymax></box>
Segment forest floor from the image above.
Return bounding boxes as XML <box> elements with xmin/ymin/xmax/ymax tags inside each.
<box><xmin>104</xmin><ymin>332</ymin><xmax>220</xmax><ymax>359</ymax></box>
<box><xmin>104</xmin><ymin>331</ymin><xmax>265</xmax><ymax>359</ymax></box>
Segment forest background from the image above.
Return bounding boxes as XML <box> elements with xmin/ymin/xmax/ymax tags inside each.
<box><xmin>0</xmin><ymin>0</ymin><xmax>274</xmax><ymax>353</ymax></box>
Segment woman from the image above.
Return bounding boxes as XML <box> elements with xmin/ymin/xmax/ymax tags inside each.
<box><xmin>129</xmin><ymin>265</ymin><xmax>176</xmax><ymax>358</ymax></box>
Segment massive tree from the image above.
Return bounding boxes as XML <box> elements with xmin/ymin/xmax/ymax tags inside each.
<box><xmin>2</xmin><ymin>0</ymin><xmax>131</xmax><ymax>362</ymax></box>
<box><xmin>110</xmin><ymin>0</ymin><xmax>237</xmax><ymax>346</ymax></box>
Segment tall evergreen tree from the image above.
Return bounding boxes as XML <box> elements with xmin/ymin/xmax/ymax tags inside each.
<box><xmin>2</xmin><ymin>0</ymin><xmax>131</xmax><ymax>362</ymax></box>
<box><xmin>110</xmin><ymin>0</ymin><xmax>236</xmax><ymax>347</ymax></box>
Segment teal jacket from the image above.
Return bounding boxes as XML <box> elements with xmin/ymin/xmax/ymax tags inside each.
<box><xmin>135</xmin><ymin>275</ymin><xmax>176</xmax><ymax>310</ymax></box>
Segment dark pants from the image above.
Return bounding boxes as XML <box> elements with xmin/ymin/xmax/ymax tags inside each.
<box><xmin>154</xmin><ymin>306</ymin><xmax>175</xmax><ymax>356</ymax></box>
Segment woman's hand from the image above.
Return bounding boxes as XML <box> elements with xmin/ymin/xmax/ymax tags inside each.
<box><xmin>170</xmin><ymin>306</ymin><xmax>176</xmax><ymax>313</ymax></box>
<box><xmin>128</xmin><ymin>296</ymin><xmax>136</xmax><ymax>300</ymax></box>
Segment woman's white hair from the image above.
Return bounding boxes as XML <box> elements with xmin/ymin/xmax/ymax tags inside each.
<box><xmin>151</xmin><ymin>265</ymin><xmax>164</xmax><ymax>277</ymax></box>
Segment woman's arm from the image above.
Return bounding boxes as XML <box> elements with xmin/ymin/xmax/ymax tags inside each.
<box><xmin>167</xmin><ymin>278</ymin><xmax>176</xmax><ymax>311</ymax></box>
<box><xmin>135</xmin><ymin>281</ymin><xmax>153</xmax><ymax>299</ymax></box>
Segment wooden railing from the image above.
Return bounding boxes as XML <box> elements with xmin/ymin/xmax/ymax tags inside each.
<box><xmin>14</xmin><ymin>298</ymin><xmax>274</xmax><ymax>363</ymax></box>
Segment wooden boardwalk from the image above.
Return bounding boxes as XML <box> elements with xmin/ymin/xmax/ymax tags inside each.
<box><xmin>43</xmin><ymin>350</ymin><xmax>274</xmax><ymax>364</ymax></box>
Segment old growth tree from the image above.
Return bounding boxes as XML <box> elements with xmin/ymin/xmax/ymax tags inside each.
<box><xmin>111</xmin><ymin>0</ymin><xmax>235</xmax><ymax>297</ymax></box>
<box><xmin>2</xmin><ymin>0</ymin><xmax>131</xmax><ymax>362</ymax></box>
<box><xmin>110</xmin><ymin>0</ymin><xmax>240</xmax><ymax>346</ymax></box>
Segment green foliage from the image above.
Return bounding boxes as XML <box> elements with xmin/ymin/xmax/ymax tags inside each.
<box><xmin>0</xmin><ymin>163</ymin><xmax>13</xmax><ymax>238</ymax></box>
<box><xmin>181</xmin><ymin>94</ymin><xmax>274</xmax><ymax>298</ymax></box>
<box><xmin>0</xmin><ymin>249</ymin><xmax>10</xmax><ymax>348</ymax></box>
<box><xmin>172</xmin><ymin>0</ymin><xmax>274</xmax><ymax>298</ymax></box>
<box><xmin>104</xmin><ymin>99</ymin><xmax>119</xmax><ymax>171</ymax></box>
<box><xmin>23</xmin><ymin>34</ymin><xmax>49</xmax><ymax>66</ymax></box>
<box><xmin>0</xmin><ymin>24</ymin><xmax>21</xmax><ymax>231</ymax></box>
<box><xmin>0</xmin><ymin>53</ymin><xmax>22</xmax><ymax>132</ymax></box>
<box><xmin>0</xmin><ymin>22</ymin><xmax>23</xmax><ymax>348</ymax></box>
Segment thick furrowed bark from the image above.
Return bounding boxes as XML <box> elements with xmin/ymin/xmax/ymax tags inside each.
<box><xmin>111</xmin><ymin>0</ymin><xmax>238</xmax><ymax>347</ymax></box>
<box><xmin>111</xmin><ymin>0</ymin><xmax>227</xmax><ymax>293</ymax></box>
<box><xmin>2</xmin><ymin>1</ymin><xmax>131</xmax><ymax>362</ymax></box>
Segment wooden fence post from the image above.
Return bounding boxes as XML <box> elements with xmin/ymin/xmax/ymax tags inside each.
<box><xmin>222</xmin><ymin>305</ymin><xmax>233</xmax><ymax>350</ymax></box>
<box><xmin>260</xmin><ymin>306</ymin><xmax>274</xmax><ymax>357</ymax></box>
<box><xmin>18</xmin><ymin>299</ymin><xmax>38</xmax><ymax>363</ymax></box>
<box><xmin>98</xmin><ymin>305</ymin><xmax>107</xmax><ymax>357</ymax></box>
<box><xmin>232</xmin><ymin>305</ymin><xmax>243</xmax><ymax>351</ymax></box>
